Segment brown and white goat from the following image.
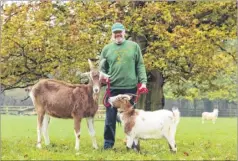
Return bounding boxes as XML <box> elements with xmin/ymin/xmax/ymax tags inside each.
<box><xmin>108</xmin><ymin>94</ymin><xmax>180</xmax><ymax>153</ymax></box>
<box><xmin>29</xmin><ymin>59</ymin><xmax>109</xmax><ymax>151</ymax></box>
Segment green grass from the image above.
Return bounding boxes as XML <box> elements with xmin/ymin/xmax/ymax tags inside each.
<box><xmin>1</xmin><ymin>115</ymin><xmax>237</xmax><ymax>160</ymax></box>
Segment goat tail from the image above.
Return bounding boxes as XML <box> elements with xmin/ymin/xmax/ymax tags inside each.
<box><xmin>29</xmin><ymin>85</ymin><xmax>37</xmax><ymax>107</ymax></box>
<box><xmin>172</xmin><ymin>107</ymin><xmax>180</xmax><ymax>125</ymax></box>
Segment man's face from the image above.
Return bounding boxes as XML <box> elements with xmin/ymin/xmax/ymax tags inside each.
<box><xmin>114</xmin><ymin>30</ymin><xmax>123</xmax><ymax>38</ymax></box>
<box><xmin>112</xmin><ymin>30</ymin><xmax>125</xmax><ymax>44</ymax></box>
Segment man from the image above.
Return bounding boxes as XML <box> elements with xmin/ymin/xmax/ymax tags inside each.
<box><xmin>100</xmin><ymin>22</ymin><xmax>147</xmax><ymax>149</ymax></box>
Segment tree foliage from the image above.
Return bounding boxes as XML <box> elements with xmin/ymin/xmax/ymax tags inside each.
<box><xmin>1</xmin><ymin>1</ymin><xmax>236</xmax><ymax>102</ymax></box>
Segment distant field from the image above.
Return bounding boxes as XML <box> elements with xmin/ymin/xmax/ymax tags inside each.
<box><xmin>1</xmin><ymin>115</ymin><xmax>237</xmax><ymax>160</ymax></box>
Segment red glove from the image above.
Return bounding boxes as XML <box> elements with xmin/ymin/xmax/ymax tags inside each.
<box><xmin>101</xmin><ymin>78</ymin><xmax>109</xmax><ymax>85</ymax></box>
<box><xmin>137</xmin><ymin>83</ymin><xmax>148</xmax><ymax>94</ymax></box>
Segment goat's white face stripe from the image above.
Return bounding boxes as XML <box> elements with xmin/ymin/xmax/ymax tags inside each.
<box><xmin>89</xmin><ymin>72</ymin><xmax>93</xmax><ymax>81</ymax></box>
<box><xmin>89</xmin><ymin>71</ymin><xmax>100</xmax><ymax>94</ymax></box>
<box><xmin>99</xmin><ymin>72</ymin><xmax>103</xmax><ymax>80</ymax></box>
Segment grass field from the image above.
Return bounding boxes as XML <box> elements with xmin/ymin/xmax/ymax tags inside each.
<box><xmin>1</xmin><ymin>115</ymin><xmax>237</xmax><ymax>160</ymax></box>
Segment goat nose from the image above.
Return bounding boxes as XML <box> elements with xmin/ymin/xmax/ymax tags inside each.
<box><xmin>94</xmin><ymin>88</ymin><xmax>99</xmax><ymax>93</ymax></box>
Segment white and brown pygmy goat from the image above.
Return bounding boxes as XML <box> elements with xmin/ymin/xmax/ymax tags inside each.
<box><xmin>108</xmin><ymin>94</ymin><xmax>180</xmax><ymax>153</ymax></box>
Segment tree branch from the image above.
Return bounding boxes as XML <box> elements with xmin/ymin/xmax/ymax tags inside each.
<box><xmin>1</xmin><ymin>76</ymin><xmax>24</xmax><ymax>93</ymax></box>
<box><xmin>214</xmin><ymin>43</ymin><xmax>237</xmax><ymax>63</ymax></box>
<box><xmin>1</xmin><ymin>83</ymin><xmax>36</xmax><ymax>93</ymax></box>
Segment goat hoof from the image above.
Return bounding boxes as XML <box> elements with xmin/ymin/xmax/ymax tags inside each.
<box><xmin>126</xmin><ymin>146</ymin><xmax>131</xmax><ymax>151</ymax></box>
<box><xmin>133</xmin><ymin>148</ymin><xmax>140</xmax><ymax>153</ymax></box>
<box><xmin>93</xmin><ymin>145</ymin><xmax>98</xmax><ymax>149</ymax></box>
<box><xmin>170</xmin><ymin>149</ymin><xmax>177</xmax><ymax>154</ymax></box>
<box><xmin>36</xmin><ymin>144</ymin><xmax>42</xmax><ymax>149</ymax></box>
<box><xmin>45</xmin><ymin>142</ymin><xmax>50</xmax><ymax>146</ymax></box>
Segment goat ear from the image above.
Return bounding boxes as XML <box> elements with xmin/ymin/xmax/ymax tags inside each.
<box><xmin>88</xmin><ymin>59</ymin><xmax>94</xmax><ymax>69</ymax></box>
<box><xmin>100</xmin><ymin>71</ymin><xmax>110</xmax><ymax>79</ymax></box>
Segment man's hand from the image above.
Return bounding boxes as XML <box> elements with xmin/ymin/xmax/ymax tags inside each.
<box><xmin>139</xmin><ymin>83</ymin><xmax>146</xmax><ymax>90</ymax></box>
<box><xmin>135</xmin><ymin>83</ymin><xmax>148</xmax><ymax>104</ymax></box>
<box><xmin>138</xmin><ymin>83</ymin><xmax>148</xmax><ymax>94</ymax></box>
<box><xmin>101</xmin><ymin>77</ymin><xmax>109</xmax><ymax>86</ymax></box>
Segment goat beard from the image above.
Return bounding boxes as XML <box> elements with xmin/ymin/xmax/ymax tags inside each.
<box><xmin>93</xmin><ymin>93</ymin><xmax>99</xmax><ymax>101</ymax></box>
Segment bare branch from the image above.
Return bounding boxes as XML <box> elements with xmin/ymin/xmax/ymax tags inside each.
<box><xmin>21</xmin><ymin>96</ymin><xmax>30</xmax><ymax>102</ymax></box>
<box><xmin>1</xmin><ymin>83</ymin><xmax>36</xmax><ymax>93</ymax></box>
<box><xmin>1</xmin><ymin>76</ymin><xmax>24</xmax><ymax>93</ymax></box>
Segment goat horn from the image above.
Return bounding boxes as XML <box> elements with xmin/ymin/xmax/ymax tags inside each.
<box><xmin>88</xmin><ymin>59</ymin><xmax>94</xmax><ymax>69</ymax></box>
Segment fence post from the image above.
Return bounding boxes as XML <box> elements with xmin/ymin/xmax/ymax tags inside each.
<box><xmin>229</xmin><ymin>103</ymin><xmax>231</xmax><ymax>117</ymax></box>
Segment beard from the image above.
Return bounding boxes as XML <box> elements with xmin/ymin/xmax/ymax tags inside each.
<box><xmin>114</xmin><ymin>37</ymin><xmax>125</xmax><ymax>44</ymax></box>
<box><xmin>111</xmin><ymin>31</ymin><xmax>126</xmax><ymax>44</ymax></box>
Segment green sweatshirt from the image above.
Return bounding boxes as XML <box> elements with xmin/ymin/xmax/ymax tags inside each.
<box><xmin>100</xmin><ymin>40</ymin><xmax>147</xmax><ymax>89</ymax></box>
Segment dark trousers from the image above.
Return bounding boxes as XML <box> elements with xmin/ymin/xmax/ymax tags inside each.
<box><xmin>103</xmin><ymin>87</ymin><xmax>137</xmax><ymax>149</ymax></box>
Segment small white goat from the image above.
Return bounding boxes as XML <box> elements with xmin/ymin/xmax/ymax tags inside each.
<box><xmin>202</xmin><ymin>108</ymin><xmax>219</xmax><ymax>124</ymax></box>
<box><xmin>108</xmin><ymin>94</ymin><xmax>180</xmax><ymax>153</ymax></box>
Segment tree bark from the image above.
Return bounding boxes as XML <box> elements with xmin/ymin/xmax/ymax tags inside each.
<box><xmin>124</xmin><ymin>1</ymin><xmax>165</xmax><ymax>110</ymax></box>
<box><xmin>130</xmin><ymin>34</ymin><xmax>165</xmax><ymax>110</ymax></box>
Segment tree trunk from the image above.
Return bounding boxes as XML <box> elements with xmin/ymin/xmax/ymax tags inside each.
<box><xmin>130</xmin><ymin>34</ymin><xmax>165</xmax><ymax>110</ymax></box>
<box><xmin>114</xmin><ymin>1</ymin><xmax>165</xmax><ymax>110</ymax></box>
<box><xmin>136</xmin><ymin>71</ymin><xmax>164</xmax><ymax>111</ymax></box>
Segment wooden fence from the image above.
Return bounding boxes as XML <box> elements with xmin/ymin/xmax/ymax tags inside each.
<box><xmin>0</xmin><ymin>105</ymin><xmax>106</xmax><ymax>120</ymax></box>
<box><xmin>1</xmin><ymin>104</ymin><xmax>237</xmax><ymax>118</ymax></box>
<box><xmin>0</xmin><ymin>106</ymin><xmax>35</xmax><ymax>115</ymax></box>
<box><xmin>175</xmin><ymin>108</ymin><xmax>237</xmax><ymax>117</ymax></box>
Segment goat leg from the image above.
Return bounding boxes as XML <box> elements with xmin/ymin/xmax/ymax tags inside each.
<box><xmin>132</xmin><ymin>139</ymin><xmax>140</xmax><ymax>152</ymax></box>
<box><xmin>74</xmin><ymin>117</ymin><xmax>81</xmax><ymax>151</ymax></box>
<box><xmin>135</xmin><ymin>140</ymin><xmax>140</xmax><ymax>152</ymax></box>
<box><xmin>86</xmin><ymin>117</ymin><xmax>98</xmax><ymax>149</ymax></box>
<box><xmin>36</xmin><ymin>110</ymin><xmax>45</xmax><ymax>149</ymax></box>
<box><xmin>126</xmin><ymin>135</ymin><xmax>134</xmax><ymax>149</ymax></box>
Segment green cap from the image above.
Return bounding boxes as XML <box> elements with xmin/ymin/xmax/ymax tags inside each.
<box><xmin>111</xmin><ymin>22</ymin><xmax>125</xmax><ymax>32</ymax></box>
